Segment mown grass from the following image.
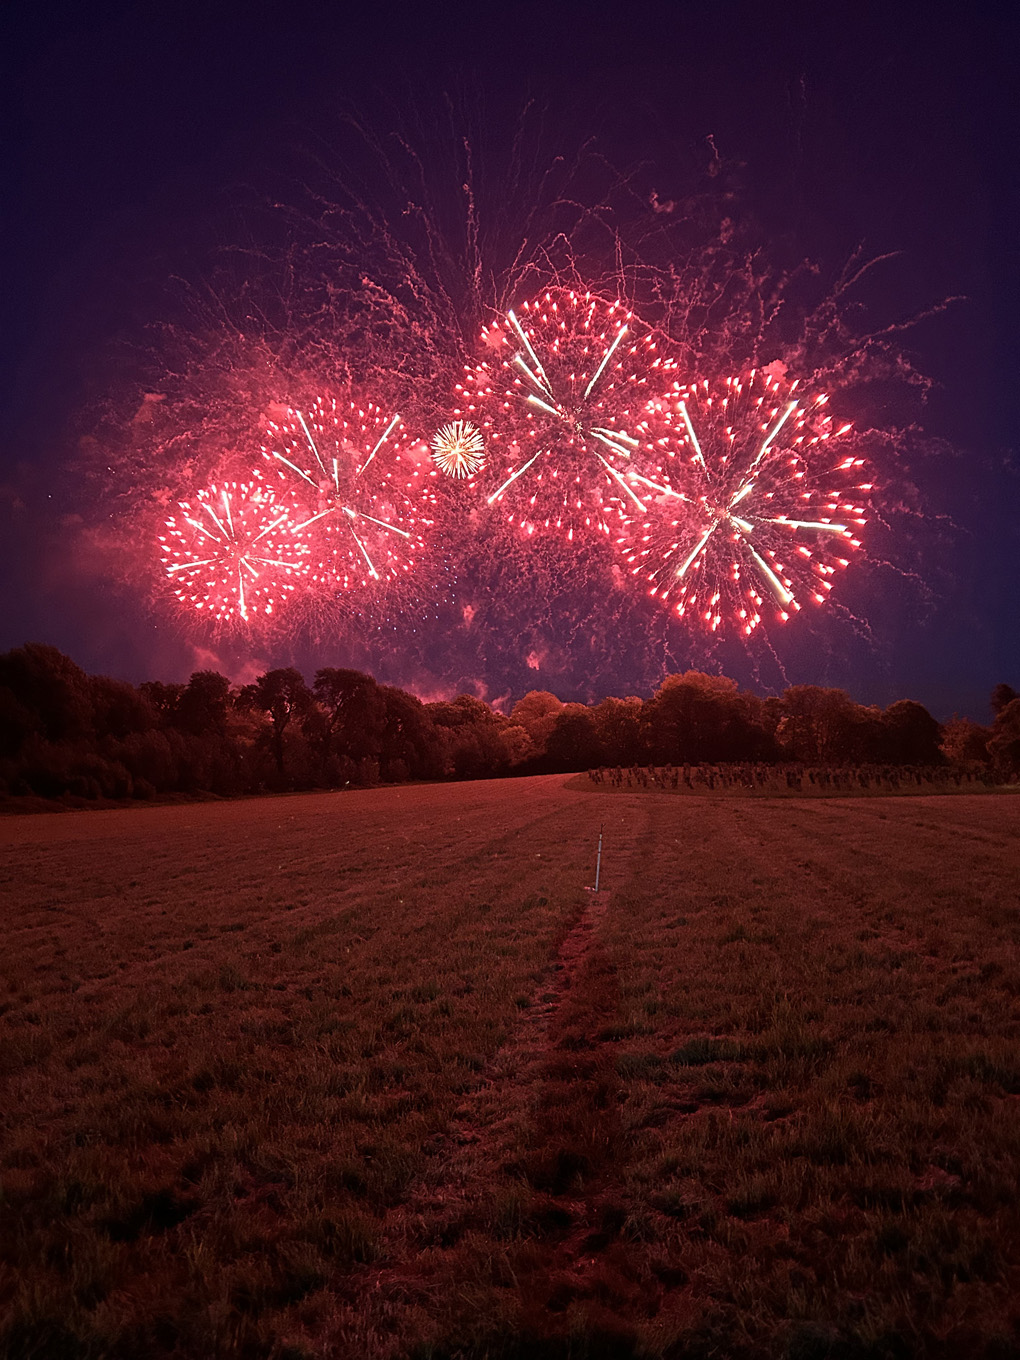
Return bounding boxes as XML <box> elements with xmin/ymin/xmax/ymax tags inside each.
<box><xmin>2</xmin><ymin>783</ymin><xmax>1020</xmax><ymax>1358</ymax></box>
<box><xmin>314</xmin><ymin>790</ymin><xmax>1020</xmax><ymax>1359</ymax></box>
<box><xmin>0</xmin><ymin>782</ymin><xmax>591</xmax><ymax>1358</ymax></box>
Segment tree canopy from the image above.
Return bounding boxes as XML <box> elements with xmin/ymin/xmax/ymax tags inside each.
<box><xmin>0</xmin><ymin>642</ymin><xmax>1013</xmax><ymax>805</ymax></box>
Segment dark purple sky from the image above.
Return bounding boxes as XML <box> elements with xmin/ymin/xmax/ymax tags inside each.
<box><xmin>2</xmin><ymin>1</ymin><xmax>1017</xmax><ymax>719</ymax></box>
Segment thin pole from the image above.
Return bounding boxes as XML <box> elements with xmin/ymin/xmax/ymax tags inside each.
<box><xmin>594</xmin><ymin>823</ymin><xmax>603</xmax><ymax>893</ymax></box>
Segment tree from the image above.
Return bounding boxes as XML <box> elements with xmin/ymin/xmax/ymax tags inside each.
<box><xmin>590</xmin><ymin>697</ymin><xmax>643</xmax><ymax>766</ymax></box>
<box><xmin>313</xmin><ymin>668</ymin><xmax>386</xmax><ymax>770</ymax></box>
<box><xmin>89</xmin><ymin>676</ymin><xmax>155</xmax><ymax>741</ymax></box>
<box><xmin>940</xmin><ymin>717</ymin><xmax>990</xmax><ymax>769</ymax></box>
<box><xmin>882</xmin><ymin>700</ymin><xmax>942</xmax><ymax>765</ymax></box>
<box><xmin>501</xmin><ymin>724</ymin><xmax>535</xmax><ymax>769</ymax></box>
<box><xmin>0</xmin><ymin>687</ymin><xmax>34</xmax><ymax>759</ymax></box>
<box><xmin>991</xmin><ymin>683</ymin><xmax>1018</xmax><ymax>717</ymax></box>
<box><xmin>244</xmin><ymin>668</ymin><xmax>313</xmax><ymax>778</ymax></box>
<box><xmin>508</xmin><ymin>691</ymin><xmax>564</xmax><ymax>758</ymax></box>
<box><xmin>778</xmin><ymin>686</ymin><xmax>881</xmax><ymax>764</ymax></box>
<box><xmin>545</xmin><ymin>706</ymin><xmax>605</xmax><ymax>771</ymax></box>
<box><xmin>430</xmin><ymin>694</ymin><xmax>610</xmax><ymax>778</ymax></box>
<box><xmin>0</xmin><ymin>644</ymin><xmax>93</xmax><ymax>743</ymax></box>
<box><xmin>427</xmin><ymin>695</ymin><xmax>508</xmax><ymax>778</ymax></box>
<box><xmin>642</xmin><ymin>673</ymin><xmax>767</xmax><ymax>764</ymax></box>
<box><xmin>377</xmin><ymin>687</ymin><xmax>439</xmax><ymax>781</ymax></box>
<box><xmin>428</xmin><ymin>694</ymin><xmax>494</xmax><ymax>731</ymax></box>
<box><xmin>988</xmin><ymin>698</ymin><xmax>1020</xmax><ymax>781</ymax></box>
<box><xmin>139</xmin><ymin>680</ymin><xmax>184</xmax><ymax>723</ymax></box>
<box><xmin>176</xmin><ymin>671</ymin><xmax>232</xmax><ymax>738</ymax></box>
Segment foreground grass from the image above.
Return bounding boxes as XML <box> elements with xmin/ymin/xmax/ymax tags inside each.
<box><xmin>0</xmin><ymin>783</ymin><xmax>590</xmax><ymax>1357</ymax></box>
<box><xmin>2</xmin><ymin>781</ymin><xmax>1019</xmax><ymax>1357</ymax></box>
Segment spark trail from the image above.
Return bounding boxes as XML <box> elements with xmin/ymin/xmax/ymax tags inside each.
<box><xmin>455</xmin><ymin>289</ymin><xmax>669</xmax><ymax>539</ymax></box>
<box><xmin>261</xmin><ymin>397</ymin><xmax>435</xmax><ymax>596</ymax></box>
<box><xmin>160</xmin><ymin>479</ymin><xmax>309</xmax><ymax>623</ymax></box>
<box><xmin>617</xmin><ymin>372</ymin><xmax>870</xmax><ymax>634</ymax></box>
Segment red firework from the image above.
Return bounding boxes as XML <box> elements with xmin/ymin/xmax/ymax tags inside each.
<box><xmin>160</xmin><ymin>478</ymin><xmax>309</xmax><ymax>623</ymax></box>
<box><xmin>616</xmin><ymin>371</ymin><xmax>870</xmax><ymax>634</ymax></box>
<box><xmin>261</xmin><ymin>398</ymin><xmax>435</xmax><ymax>593</ymax></box>
<box><xmin>455</xmin><ymin>289</ymin><xmax>669</xmax><ymax>539</ymax></box>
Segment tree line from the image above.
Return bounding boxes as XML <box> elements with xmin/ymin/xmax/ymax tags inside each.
<box><xmin>1</xmin><ymin>643</ymin><xmax>1018</xmax><ymax>804</ymax></box>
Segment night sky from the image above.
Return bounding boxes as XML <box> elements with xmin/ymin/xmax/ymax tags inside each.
<box><xmin>3</xmin><ymin>1</ymin><xmax>1017</xmax><ymax>720</ymax></box>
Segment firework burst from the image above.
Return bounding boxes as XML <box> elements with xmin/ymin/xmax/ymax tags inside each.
<box><xmin>455</xmin><ymin>289</ymin><xmax>669</xmax><ymax>539</ymax></box>
<box><xmin>160</xmin><ymin>478</ymin><xmax>309</xmax><ymax>624</ymax></box>
<box><xmin>431</xmin><ymin>420</ymin><xmax>485</xmax><ymax>478</ymax></box>
<box><xmin>617</xmin><ymin>372</ymin><xmax>870</xmax><ymax>634</ymax></box>
<box><xmin>261</xmin><ymin>397</ymin><xmax>435</xmax><ymax>595</ymax></box>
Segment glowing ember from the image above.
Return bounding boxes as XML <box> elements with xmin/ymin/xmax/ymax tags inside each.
<box><xmin>617</xmin><ymin>372</ymin><xmax>868</xmax><ymax>634</ymax></box>
<box><xmin>261</xmin><ymin>397</ymin><xmax>434</xmax><ymax>592</ymax></box>
<box><xmin>431</xmin><ymin>420</ymin><xmax>485</xmax><ymax>478</ymax></box>
<box><xmin>160</xmin><ymin>479</ymin><xmax>309</xmax><ymax>623</ymax></box>
<box><xmin>455</xmin><ymin>289</ymin><xmax>668</xmax><ymax>539</ymax></box>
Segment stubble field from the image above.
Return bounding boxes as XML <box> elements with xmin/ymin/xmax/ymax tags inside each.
<box><xmin>1</xmin><ymin>777</ymin><xmax>1019</xmax><ymax>1360</ymax></box>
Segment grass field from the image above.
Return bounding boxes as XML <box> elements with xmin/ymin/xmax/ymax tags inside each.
<box><xmin>2</xmin><ymin>777</ymin><xmax>1019</xmax><ymax>1359</ymax></box>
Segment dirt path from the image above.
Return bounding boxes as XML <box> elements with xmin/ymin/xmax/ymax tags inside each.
<box><xmin>329</xmin><ymin>799</ymin><xmax>654</xmax><ymax>1354</ymax></box>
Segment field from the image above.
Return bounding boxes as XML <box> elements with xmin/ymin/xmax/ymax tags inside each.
<box><xmin>2</xmin><ymin>776</ymin><xmax>1019</xmax><ymax>1359</ymax></box>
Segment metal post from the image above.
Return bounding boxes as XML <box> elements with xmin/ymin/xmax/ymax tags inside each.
<box><xmin>594</xmin><ymin>823</ymin><xmax>603</xmax><ymax>893</ymax></box>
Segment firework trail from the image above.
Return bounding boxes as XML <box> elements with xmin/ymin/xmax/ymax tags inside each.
<box><xmin>261</xmin><ymin>397</ymin><xmax>435</xmax><ymax>597</ymax></box>
<box><xmin>617</xmin><ymin>371</ymin><xmax>870</xmax><ymax>634</ymax></box>
<box><xmin>160</xmin><ymin>478</ymin><xmax>309</xmax><ymax>623</ymax></box>
<box><xmin>455</xmin><ymin>288</ymin><xmax>671</xmax><ymax>538</ymax></box>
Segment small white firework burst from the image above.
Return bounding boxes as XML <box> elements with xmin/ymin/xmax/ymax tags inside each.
<box><xmin>431</xmin><ymin>420</ymin><xmax>485</xmax><ymax>478</ymax></box>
